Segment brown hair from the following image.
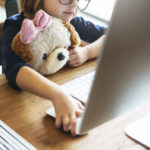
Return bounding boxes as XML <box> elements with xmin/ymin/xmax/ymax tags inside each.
<box><xmin>19</xmin><ymin>0</ymin><xmax>42</xmax><ymax>17</ymax></box>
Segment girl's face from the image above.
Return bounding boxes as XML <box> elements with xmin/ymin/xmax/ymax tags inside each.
<box><xmin>43</xmin><ymin>0</ymin><xmax>79</xmax><ymax>21</ymax></box>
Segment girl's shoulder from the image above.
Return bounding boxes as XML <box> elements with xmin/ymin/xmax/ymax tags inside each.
<box><xmin>70</xmin><ymin>16</ymin><xmax>85</xmax><ymax>26</ymax></box>
<box><xmin>70</xmin><ymin>16</ymin><xmax>102</xmax><ymax>30</ymax></box>
<box><xmin>4</xmin><ymin>13</ymin><xmax>25</xmax><ymax>30</ymax></box>
<box><xmin>2</xmin><ymin>13</ymin><xmax>26</xmax><ymax>45</ymax></box>
<box><xmin>70</xmin><ymin>16</ymin><xmax>107</xmax><ymax>43</ymax></box>
<box><xmin>70</xmin><ymin>16</ymin><xmax>91</xmax><ymax>32</ymax></box>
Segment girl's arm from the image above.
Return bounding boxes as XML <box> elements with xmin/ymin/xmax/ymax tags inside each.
<box><xmin>85</xmin><ymin>34</ymin><xmax>106</xmax><ymax>60</ymax></box>
<box><xmin>16</xmin><ymin>66</ymin><xmax>84</xmax><ymax>136</ymax></box>
<box><xmin>68</xmin><ymin>34</ymin><xmax>106</xmax><ymax>67</ymax></box>
<box><xmin>2</xmin><ymin>16</ymin><xmax>84</xmax><ymax>136</ymax></box>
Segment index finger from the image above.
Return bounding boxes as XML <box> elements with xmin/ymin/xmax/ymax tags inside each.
<box><xmin>70</xmin><ymin>114</ymin><xmax>77</xmax><ymax>136</ymax></box>
<box><xmin>69</xmin><ymin>49</ymin><xmax>76</xmax><ymax>55</ymax></box>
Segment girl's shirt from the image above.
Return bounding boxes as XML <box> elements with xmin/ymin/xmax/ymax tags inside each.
<box><xmin>1</xmin><ymin>13</ymin><xmax>107</xmax><ymax>89</ymax></box>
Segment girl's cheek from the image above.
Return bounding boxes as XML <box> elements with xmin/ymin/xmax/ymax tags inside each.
<box><xmin>74</xmin><ymin>8</ymin><xmax>78</xmax><ymax>16</ymax></box>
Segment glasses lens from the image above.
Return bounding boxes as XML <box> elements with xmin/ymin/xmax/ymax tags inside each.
<box><xmin>59</xmin><ymin>0</ymin><xmax>72</xmax><ymax>5</ymax></box>
<box><xmin>59</xmin><ymin>0</ymin><xmax>90</xmax><ymax>10</ymax></box>
<box><xmin>78</xmin><ymin>0</ymin><xmax>90</xmax><ymax>11</ymax></box>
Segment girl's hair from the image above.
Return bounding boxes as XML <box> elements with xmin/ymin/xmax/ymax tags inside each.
<box><xmin>20</xmin><ymin>0</ymin><xmax>42</xmax><ymax>16</ymax></box>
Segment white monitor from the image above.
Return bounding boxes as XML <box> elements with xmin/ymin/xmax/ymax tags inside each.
<box><xmin>47</xmin><ymin>0</ymin><xmax>150</xmax><ymax>136</ymax></box>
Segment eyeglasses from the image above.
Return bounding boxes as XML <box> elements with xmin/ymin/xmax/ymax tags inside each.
<box><xmin>59</xmin><ymin>0</ymin><xmax>91</xmax><ymax>11</ymax></box>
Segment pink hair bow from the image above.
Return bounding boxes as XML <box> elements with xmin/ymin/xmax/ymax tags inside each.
<box><xmin>20</xmin><ymin>10</ymin><xmax>52</xmax><ymax>44</ymax></box>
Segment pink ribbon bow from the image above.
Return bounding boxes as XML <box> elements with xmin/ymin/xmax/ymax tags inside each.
<box><xmin>20</xmin><ymin>9</ymin><xmax>52</xmax><ymax>44</ymax></box>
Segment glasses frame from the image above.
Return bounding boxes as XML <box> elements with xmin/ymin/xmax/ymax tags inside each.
<box><xmin>59</xmin><ymin>0</ymin><xmax>91</xmax><ymax>11</ymax></box>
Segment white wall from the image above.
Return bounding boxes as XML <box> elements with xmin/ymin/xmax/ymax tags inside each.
<box><xmin>84</xmin><ymin>0</ymin><xmax>116</xmax><ymax>22</ymax></box>
<box><xmin>0</xmin><ymin>6</ymin><xmax>6</xmax><ymax>22</ymax></box>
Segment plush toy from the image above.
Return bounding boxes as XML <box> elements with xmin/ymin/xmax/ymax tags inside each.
<box><xmin>11</xmin><ymin>10</ymin><xmax>80</xmax><ymax>75</ymax></box>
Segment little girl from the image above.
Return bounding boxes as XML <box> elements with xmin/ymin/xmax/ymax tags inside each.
<box><xmin>1</xmin><ymin>0</ymin><xmax>106</xmax><ymax>136</ymax></box>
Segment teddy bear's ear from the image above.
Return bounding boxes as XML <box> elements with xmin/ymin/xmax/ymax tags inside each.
<box><xmin>11</xmin><ymin>32</ymin><xmax>34</xmax><ymax>64</ymax></box>
<box><xmin>63</xmin><ymin>21</ymin><xmax>81</xmax><ymax>49</ymax></box>
<box><xmin>20</xmin><ymin>10</ymin><xmax>52</xmax><ymax>44</ymax></box>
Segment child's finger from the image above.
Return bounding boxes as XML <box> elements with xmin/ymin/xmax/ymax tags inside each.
<box><xmin>69</xmin><ymin>114</ymin><xmax>76</xmax><ymax>136</ymax></box>
<box><xmin>69</xmin><ymin>57</ymin><xmax>78</xmax><ymax>63</ymax></box>
<box><xmin>67</xmin><ymin>61</ymin><xmax>79</xmax><ymax>67</ymax></box>
<box><xmin>77</xmin><ymin>101</ymin><xmax>85</xmax><ymax>110</ymax></box>
<box><xmin>68</xmin><ymin>55</ymin><xmax>77</xmax><ymax>62</ymax></box>
<box><xmin>76</xmin><ymin>109</ymin><xmax>84</xmax><ymax>118</ymax></box>
<box><xmin>69</xmin><ymin>49</ymin><xmax>76</xmax><ymax>55</ymax></box>
<box><xmin>55</xmin><ymin>115</ymin><xmax>62</xmax><ymax>128</ymax></box>
<box><xmin>70</xmin><ymin>63</ymin><xmax>80</xmax><ymax>67</ymax></box>
<box><xmin>68</xmin><ymin>60</ymin><xmax>78</xmax><ymax>66</ymax></box>
<box><xmin>63</xmin><ymin>116</ymin><xmax>70</xmax><ymax>131</ymax></box>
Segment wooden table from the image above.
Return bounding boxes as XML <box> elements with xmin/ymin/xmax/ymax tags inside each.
<box><xmin>0</xmin><ymin>60</ymin><xmax>149</xmax><ymax>150</ymax></box>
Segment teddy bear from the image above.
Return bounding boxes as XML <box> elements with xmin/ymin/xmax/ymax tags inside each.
<box><xmin>11</xmin><ymin>9</ymin><xmax>80</xmax><ymax>75</ymax></box>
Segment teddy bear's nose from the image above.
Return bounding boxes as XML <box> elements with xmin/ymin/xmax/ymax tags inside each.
<box><xmin>43</xmin><ymin>53</ymin><xmax>47</xmax><ymax>60</ymax></box>
<box><xmin>57</xmin><ymin>52</ymin><xmax>65</xmax><ymax>61</ymax></box>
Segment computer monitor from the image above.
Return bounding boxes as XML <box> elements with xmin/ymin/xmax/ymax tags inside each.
<box><xmin>47</xmin><ymin>0</ymin><xmax>150</xmax><ymax>135</ymax></box>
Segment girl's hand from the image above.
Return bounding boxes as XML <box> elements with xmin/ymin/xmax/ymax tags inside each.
<box><xmin>67</xmin><ymin>46</ymin><xmax>88</xmax><ymax>67</ymax></box>
<box><xmin>52</xmin><ymin>88</ymin><xmax>84</xmax><ymax>136</ymax></box>
<box><xmin>67</xmin><ymin>35</ymin><xmax>106</xmax><ymax>68</ymax></box>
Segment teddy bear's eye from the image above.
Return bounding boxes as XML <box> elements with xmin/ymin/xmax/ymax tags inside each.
<box><xmin>64</xmin><ymin>46</ymin><xmax>67</xmax><ymax>49</ymax></box>
<box><xmin>43</xmin><ymin>53</ymin><xmax>47</xmax><ymax>60</ymax></box>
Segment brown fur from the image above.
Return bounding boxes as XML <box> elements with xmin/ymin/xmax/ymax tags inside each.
<box><xmin>80</xmin><ymin>40</ymin><xmax>89</xmax><ymax>47</ymax></box>
<box><xmin>11</xmin><ymin>33</ymin><xmax>33</xmax><ymax>64</ymax></box>
<box><xmin>63</xmin><ymin>21</ymin><xmax>81</xmax><ymax>49</ymax></box>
